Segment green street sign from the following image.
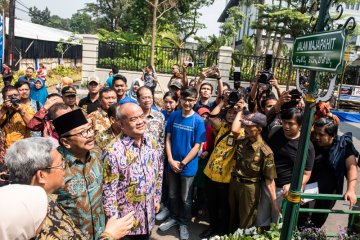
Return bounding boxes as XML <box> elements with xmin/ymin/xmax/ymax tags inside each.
<box><xmin>291</xmin><ymin>30</ymin><xmax>346</xmax><ymax>72</ymax></box>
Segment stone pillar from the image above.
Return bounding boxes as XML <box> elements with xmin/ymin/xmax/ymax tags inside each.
<box><xmin>218</xmin><ymin>46</ymin><xmax>234</xmax><ymax>85</ymax></box>
<box><xmin>82</xmin><ymin>34</ymin><xmax>99</xmax><ymax>82</ymax></box>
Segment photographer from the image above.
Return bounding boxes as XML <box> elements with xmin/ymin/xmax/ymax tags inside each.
<box><xmin>0</xmin><ymin>86</ymin><xmax>35</xmax><ymax>149</ymax></box>
<box><xmin>168</xmin><ymin>63</ymin><xmax>188</xmax><ymax>89</ymax></box>
<box><xmin>141</xmin><ymin>64</ymin><xmax>158</xmax><ymax>94</ymax></box>
<box><xmin>194</xmin><ymin>67</ymin><xmax>223</xmax><ymax>111</ymax></box>
<box><xmin>248</xmin><ymin>76</ymin><xmax>282</xmax><ymax>113</ymax></box>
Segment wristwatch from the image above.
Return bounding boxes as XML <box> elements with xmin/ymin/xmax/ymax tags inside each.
<box><xmin>180</xmin><ymin>161</ymin><xmax>186</xmax><ymax>169</ymax></box>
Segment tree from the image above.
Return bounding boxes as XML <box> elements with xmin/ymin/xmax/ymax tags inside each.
<box><xmin>172</xmin><ymin>0</ymin><xmax>214</xmax><ymax>42</ymax></box>
<box><xmin>28</xmin><ymin>6</ymin><xmax>51</xmax><ymax>25</ymax></box>
<box><xmin>220</xmin><ymin>6</ymin><xmax>244</xmax><ymax>47</ymax></box>
<box><xmin>69</xmin><ymin>12</ymin><xmax>96</xmax><ymax>34</ymax></box>
<box><xmin>84</xmin><ymin>0</ymin><xmax>131</xmax><ymax>31</ymax></box>
<box><xmin>56</xmin><ymin>34</ymin><xmax>82</xmax><ymax>64</ymax></box>
<box><xmin>145</xmin><ymin>0</ymin><xmax>177</xmax><ymax>66</ymax></box>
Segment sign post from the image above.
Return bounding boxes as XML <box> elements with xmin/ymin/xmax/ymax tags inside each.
<box><xmin>280</xmin><ymin>0</ymin><xmax>351</xmax><ymax>238</ymax></box>
<box><xmin>291</xmin><ymin>30</ymin><xmax>346</xmax><ymax>72</ymax></box>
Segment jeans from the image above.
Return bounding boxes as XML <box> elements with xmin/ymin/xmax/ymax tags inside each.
<box><xmin>167</xmin><ymin>170</ymin><xmax>195</xmax><ymax>225</ymax></box>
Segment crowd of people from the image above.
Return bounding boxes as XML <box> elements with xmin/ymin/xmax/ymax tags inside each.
<box><xmin>0</xmin><ymin>62</ymin><xmax>359</xmax><ymax>240</ymax></box>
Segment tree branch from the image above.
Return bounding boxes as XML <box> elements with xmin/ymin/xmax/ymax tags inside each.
<box><xmin>182</xmin><ymin>9</ymin><xmax>198</xmax><ymax>42</ymax></box>
<box><xmin>157</xmin><ymin>5</ymin><xmax>174</xmax><ymax>19</ymax></box>
<box><xmin>145</xmin><ymin>0</ymin><xmax>155</xmax><ymax>8</ymax></box>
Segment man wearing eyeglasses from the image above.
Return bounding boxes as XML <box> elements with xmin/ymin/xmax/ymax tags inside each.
<box><xmin>160</xmin><ymin>87</ymin><xmax>206</xmax><ymax>240</ymax></box>
<box><xmin>5</xmin><ymin>137</ymin><xmax>135</xmax><ymax>240</ymax></box>
<box><xmin>52</xmin><ymin>108</ymin><xmax>106</xmax><ymax>240</ymax></box>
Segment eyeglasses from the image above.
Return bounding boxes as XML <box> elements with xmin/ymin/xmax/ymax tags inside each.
<box><xmin>42</xmin><ymin>158</ymin><xmax>66</xmax><ymax>170</ymax></box>
<box><xmin>61</xmin><ymin>126</ymin><xmax>94</xmax><ymax>138</ymax></box>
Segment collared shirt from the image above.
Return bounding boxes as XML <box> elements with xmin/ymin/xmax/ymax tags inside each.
<box><xmin>95</xmin><ymin>127</ymin><xmax>120</xmax><ymax>149</ymax></box>
<box><xmin>56</xmin><ymin>146</ymin><xmax>105</xmax><ymax>240</ymax></box>
<box><xmin>102</xmin><ymin>133</ymin><xmax>163</xmax><ymax>235</ymax></box>
<box><xmin>79</xmin><ymin>94</ymin><xmax>100</xmax><ymax>114</ymax></box>
<box><xmin>204</xmin><ymin>123</ymin><xmax>244</xmax><ymax>183</ymax></box>
<box><xmin>146</xmin><ymin>109</ymin><xmax>165</xmax><ymax>149</ymax></box>
<box><xmin>88</xmin><ymin>108</ymin><xmax>111</xmax><ymax>138</ymax></box>
<box><xmin>233</xmin><ymin>138</ymin><xmax>276</xmax><ymax>182</ymax></box>
<box><xmin>37</xmin><ymin>195</ymin><xmax>87</xmax><ymax>240</ymax></box>
<box><xmin>0</xmin><ymin>103</ymin><xmax>35</xmax><ymax>148</ymax></box>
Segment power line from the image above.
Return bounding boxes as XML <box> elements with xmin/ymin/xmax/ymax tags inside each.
<box><xmin>16</xmin><ymin>0</ymin><xmax>30</xmax><ymax>11</ymax></box>
<box><xmin>15</xmin><ymin>6</ymin><xmax>29</xmax><ymax>14</ymax></box>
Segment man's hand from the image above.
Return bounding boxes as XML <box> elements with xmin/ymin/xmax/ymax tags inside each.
<box><xmin>182</xmin><ymin>62</ymin><xmax>188</xmax><ymax>70</ymax></box>
<box><xmin>0</xmin><ymin>171</ymin><xmax>8</xmax><ymax>182</ymax></box>
<box><xmin>272</xmin><ymin>199</ymin><xmax>282</xmax><ymax>219</ymax></box>
<box><xmin>282</xmin><ymin>184</ymin><xmax>290</xmax><ymax>197</ymax></box>
<box><xmin>199</xmin><ymin>151</ymin><xmax>209</xmax><ymax>159</ymax></box>
<box><xmin>155</xmin><ymin>203</ymin><xmax>161</xmax><ymax>213</ymax></box>
<box><xmin>214</xmin><ymin>68</ymin><xmax>221</xmax><ymax>80</ymax></box>
<box><xmin>269</xmin><ymin>78</ymin><xmax>279</xmax><ymax>88</ymax></box>
<box><xmin>44</xmin><ymin>97</ymin><xmax>63</xmax><ymax>110</ymax></box>
<box><xmin>3</xmin><ymin>99</ymin><xmax>12</xmax><ymax>109</ymax></box>
<box><xmin>344</xmin><ymin>190</ymin><xmax>357</xmax><ymax>209</ymax></box>
<box><xmin>104</xmin><ymin>212</ymin><xmax>135</xmax><ymax>239</ymax></box>
<box><xmin>169</xmin><ymin>159</ymin><xmax>182</xmax><ymax>173</ymax></box>
<box><xmin>279</xmin><ymin>91</ymin><xmax>291</xmax><ymax>105</ymax></box>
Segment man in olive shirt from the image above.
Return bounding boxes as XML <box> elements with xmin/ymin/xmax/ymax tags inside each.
<box><xmin>229</xmin><ymin>112</ymin><xmax>279</xmax><ymax>232</ymax></box>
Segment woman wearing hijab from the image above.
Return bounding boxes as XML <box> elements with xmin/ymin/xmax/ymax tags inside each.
<box><xmin>0</xmin><ymin>184</ymin><xmax>48</xmax><ymax>240</ymax></box>
<box><xmin>30</xmin><ymin>78</ymin><xmax>49</xmax><ymax>105</ymax></box>
<box><xmin>127</xmin><ymin>78</ymin><xmax>144</xmax><ymax>100</ymax></box>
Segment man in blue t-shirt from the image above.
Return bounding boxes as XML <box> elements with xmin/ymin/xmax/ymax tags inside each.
<box><xmin>112</xmin><ymin>74</ymin><xmax>138</xmax><ymax>105</ymax></box>
<box><xmin>159</xmin><ymin>87</ymin><xmax>206</xmax><ymax>240</ymax></box>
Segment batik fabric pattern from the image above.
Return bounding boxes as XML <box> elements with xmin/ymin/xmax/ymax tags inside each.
<box><xmin>36</xmin><ymin>194</ymin><xmax>87</xmax><ymax>240</ymax></box>
<box><xmin>145</xmin><ymin>109</ymin><xmax>165</xmax><ymax>149</ymax></box>
<box><xmin>88</xmin><ymin>108</ymin><xmax>111</xmax><ymax>137</ymax></box>
<box><xmin>102</xmin><ymin>133</ymin><xmax>163</xmax><ymax>235</ymax></box>
<box><xmin>56</xmin><ymin>146</ymin><xmax>105</xmax><ymax>240</ymax></box>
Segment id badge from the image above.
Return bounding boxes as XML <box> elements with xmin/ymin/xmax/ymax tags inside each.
<box><xmin>227</xmin><ymin>135</ymin><xmax>235</xmax><ymax>146</ymax></box>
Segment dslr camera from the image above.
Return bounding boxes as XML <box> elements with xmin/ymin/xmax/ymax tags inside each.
<box><xmin>227</xmin><ymin>90</ymin><xmax>242</xmax><ymax>107</ymax></box>
<box><xmin>258</xmin><ymin>51</ymin><xmax>274</xmax><ymax>84</ymax></box>
<box><xmin>10</xmin><ymin>95</ymin><xmax>21</xmax><ymax>107</ymax></box>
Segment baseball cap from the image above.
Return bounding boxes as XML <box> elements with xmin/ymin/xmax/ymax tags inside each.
<box><xmin>197</xmin><ymin>107</ymin><xmax>210</xmax><ymax>116</ymax></box>
<box><xmin>170</xmin><ymin>81</ymin><xmax>183</xmax><ymax>89</ymax></box>
<box><xmin>242</xmin><ymin>112</ymin><xmax>267</xmax><ymax>127</ymax></box>
<box><xmin>88</xmin><ymin>75</ymin><xmax>100</xmax><ymax>85</ymax></box>
<box><xmin>61</xmin><ymin>85</ymin><xmax>77</xmax><ymax>97</ymax></box>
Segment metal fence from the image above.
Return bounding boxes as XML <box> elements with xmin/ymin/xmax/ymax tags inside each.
<box><xmin>97</xmin><ymin>42</ymin><xmax>219</xmax><ymax>76</ymax></box>
<box><xmin>231</xmin><ymin>52</ymin><xmax>296</xmax><ymax>85</ymax></box>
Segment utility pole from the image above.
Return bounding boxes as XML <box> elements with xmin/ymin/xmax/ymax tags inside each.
<box><xmin>8</xmin><ymin>0</ymin><xmax>14</xmax><ymax>67</ymax></box>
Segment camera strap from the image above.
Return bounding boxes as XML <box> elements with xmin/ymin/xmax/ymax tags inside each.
<box><xmin>0</xmin><ymin>111</ymin><xmax>16</xmax><ymax>129</ymax></box>
<box><xmin>215</xmin><ymin>130</ymin><xmax>231</xmax><ymax>147</ymax></box>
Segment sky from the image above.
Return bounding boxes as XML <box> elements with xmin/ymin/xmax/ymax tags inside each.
<box><xmin>15</xmin><ymin>0</ymin><xmax>225</xmax><ymax>38</ymax></box>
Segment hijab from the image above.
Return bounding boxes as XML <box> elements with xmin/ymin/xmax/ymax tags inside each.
<box><xmin>0</xmin><ymin>184</ymin><xmax>48</xmax><ymax>240</ymax></box>
<box><xmin>30</xmin><ymin>78</ymin><xmax>48</xmax><ymax>105</ymax></box>
<box><xmin>127</xmin><ymin>78</ymin><xmax>144</xmax><ymax>100</ymax></box>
